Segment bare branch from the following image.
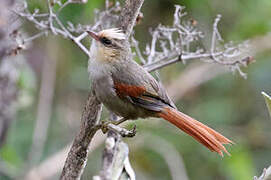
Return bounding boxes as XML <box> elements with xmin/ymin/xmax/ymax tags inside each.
<box><xmin>14</xmin><ymin>1</ymin><xmax>90</xmax><ymax>56</ymax></box>
<box><xmin>94</xmin><ymin>128</ymin><xmax>136</xmax><ymax>180</ymax></box>
<box><xmin>132</xmin><ymin>5</ymin><xmax>252</xmax><ymax>78</ymax></box>
<box><xmin>118</xmin><ymin>0</ymin><xmax>144</xmax><ymax>37</ymax></box>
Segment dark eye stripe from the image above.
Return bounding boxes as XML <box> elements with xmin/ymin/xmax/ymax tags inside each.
<box><xmin>100</xmin><ymin>37</ymin><xmax>112</xmax><ymax>45</ymax></box>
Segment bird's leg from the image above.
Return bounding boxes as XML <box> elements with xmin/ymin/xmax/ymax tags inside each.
<box><xmin>100</xmin><ymin>120</ymin><xmax>136</xmax><ymax>138</ymax></box>
<box><xmin>109</xmin><ymin>117</ymin><xmax>128</xmax><ymax>125</ymax></box>
<box><xmin>107</xmin><ymin>123</ymin><xmax>136</xmax><ymax>137</ymax></box>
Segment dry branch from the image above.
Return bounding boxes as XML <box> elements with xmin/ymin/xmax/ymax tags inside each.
<box><xmin>118</xmin><ymin>0</ymin><xmax>144</xmax><ymax>37</ymax></box>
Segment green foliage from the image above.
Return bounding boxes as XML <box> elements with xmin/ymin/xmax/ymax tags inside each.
<box><xmin>0</xmin><ymin>145</ymin><xmax>22</xmax><ymax>166</ymax></box>
<box><xmin>225</xmin><ymin>146</ymin><xmax>255</xmax><ymax>180</ymax></box>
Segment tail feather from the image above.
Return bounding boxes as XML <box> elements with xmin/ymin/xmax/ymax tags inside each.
<box><xmin>158</xmin><ymin>107</ymin><xmax>233</xmax><ymax>156</ymax></box>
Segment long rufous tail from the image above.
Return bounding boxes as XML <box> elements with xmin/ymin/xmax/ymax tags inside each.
<box><xmin>158</xmin><ymin>107</ymin><xmax>233</xmax><ymax>156</ymax></box>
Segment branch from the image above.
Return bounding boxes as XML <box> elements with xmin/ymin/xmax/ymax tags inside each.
<box><xmin>94</xmin><ymin>131</ymin><xmax>135</xmax><ymax>180</ymax></box>
<box><xmin>132</xmin><ymin>6</ymin><xmax>253</xmax><ymax>78</ymax></box>
<box><xmin>14</xmin><ymin>1</ymin><xmax>90</xmax><ymax>56</ymax></box>
<box><xmin>118</xmin><ymin>0</ymin><xmax>144</xmax><ymax>37</ymax></box>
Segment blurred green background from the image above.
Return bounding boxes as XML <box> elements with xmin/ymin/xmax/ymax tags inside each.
<box><xmin>1</xmin><ymin>0</ymin><xmax>271</xmax><ymax>179</ymax></box>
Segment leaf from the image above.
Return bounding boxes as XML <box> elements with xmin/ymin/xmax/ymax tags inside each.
<box><xmin>262</xmin><ymin>91</ymin><xmax>271</xmax><ymax>118</ymax></box>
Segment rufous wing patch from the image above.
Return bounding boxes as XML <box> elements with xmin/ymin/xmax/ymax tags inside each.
<box><xmin>114</xmin><ymin>82</ymin><xmax>146</xmax><ymax>98</ymax></box>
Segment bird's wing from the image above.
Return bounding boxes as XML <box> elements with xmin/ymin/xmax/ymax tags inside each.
<box><xmin>112</xmin><ymin>61</ymin><xmax>176</xmax><ymax>112</ymax></box>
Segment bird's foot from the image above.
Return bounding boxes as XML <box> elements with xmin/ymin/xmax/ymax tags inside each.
<box><xmin>109</xmin><ymin>117</ymin><xmax>128</xmax><ymax>125</ymax></box>
<box><xmin>100</xmin><ymin>121</ymin><xmax>136</xmax><ymax>138</ymax></box>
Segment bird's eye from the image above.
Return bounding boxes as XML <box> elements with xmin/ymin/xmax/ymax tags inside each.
<box><xmin>101</xmin><ymin>37</ymin><xmax>112</xmax><ymax>45</ymax></box>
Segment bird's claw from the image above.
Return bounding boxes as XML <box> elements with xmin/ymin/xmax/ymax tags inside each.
<box><xmin>100</xmin><ymin>121</ymin><xmax>137</xmax><ymax>138</ymax></box>
<box><xmin>100</xmin><ymin>121</ymin><xmax>110</xmax><ymax>134</ymax></box>
<box><xmin>125</xmin><ymin>124</ymin><xmax>137</xmax><ymax>137</ymax></box>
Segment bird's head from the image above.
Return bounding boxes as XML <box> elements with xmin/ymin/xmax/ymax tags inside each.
<box><xmin>87</xmin><ymin>28</ymin><xmax>129</xmax><ymax>63</ymax></box>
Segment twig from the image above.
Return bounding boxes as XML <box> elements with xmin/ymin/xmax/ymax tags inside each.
<box><xmin>133</xmin><ymin>5</ymin><xmax>251</xmax><ymax>78</ymax></box>
<box><xmin>15</xmin><ymin>1</ymin><xmax>90</xmax><ymax>56</ymax></box>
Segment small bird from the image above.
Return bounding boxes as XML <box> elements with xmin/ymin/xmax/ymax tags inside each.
<box><xmin>87</xmin><ymin>28</ymin><xmax>233</xmax><ymax>156</ymax></box>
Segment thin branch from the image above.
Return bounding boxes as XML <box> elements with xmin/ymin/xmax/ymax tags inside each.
<box><xmin>133</xmin><ymin>5</ymin><xmax>252</xmax><ymax>78</ymax></box>
<box><xmin>14</xmin><ymin>2</ymin><xmax>90</xmax><ymax>56</ymax></box>
<box><xmin>131</xmin><ymin>36</ymin><xmax>146</xmax><ymax>64</ymax></box>
<box><xmin>211</xmin><ymin>14</ymin><xmax>222</xmax><ymax>56</ymax></box>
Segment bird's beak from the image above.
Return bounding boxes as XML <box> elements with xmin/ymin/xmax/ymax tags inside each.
<box><xmin>87</xmin><ymin>31</ymin><xmax>100</xmax><ymax>41</ymax></box>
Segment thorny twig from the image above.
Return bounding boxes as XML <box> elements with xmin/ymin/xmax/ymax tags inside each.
<box><xmin>14</xmin><ymin>0</ymin><xmax>122</xmax><ymax>57</ymax></box>
<box><xmin>132</xmin><ymin>5</ymin><xmax>253</xmax><ymax>78</ymax></box>
<box><xmin>15</xmin><ymin>2</ymin><xmax>252</xmax><ymax>77</ymax></box>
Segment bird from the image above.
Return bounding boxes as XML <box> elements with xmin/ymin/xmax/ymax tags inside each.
<box><xmin>87</xmin><ymin>28</ymin><xmax>233</xmax><ymax>156</ymax></box>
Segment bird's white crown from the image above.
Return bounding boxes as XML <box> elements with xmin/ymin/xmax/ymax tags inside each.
<box><xmin>98</xmin><ymin>28</ymin><xmax>126</xmax><ymax>40</ymax></box>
